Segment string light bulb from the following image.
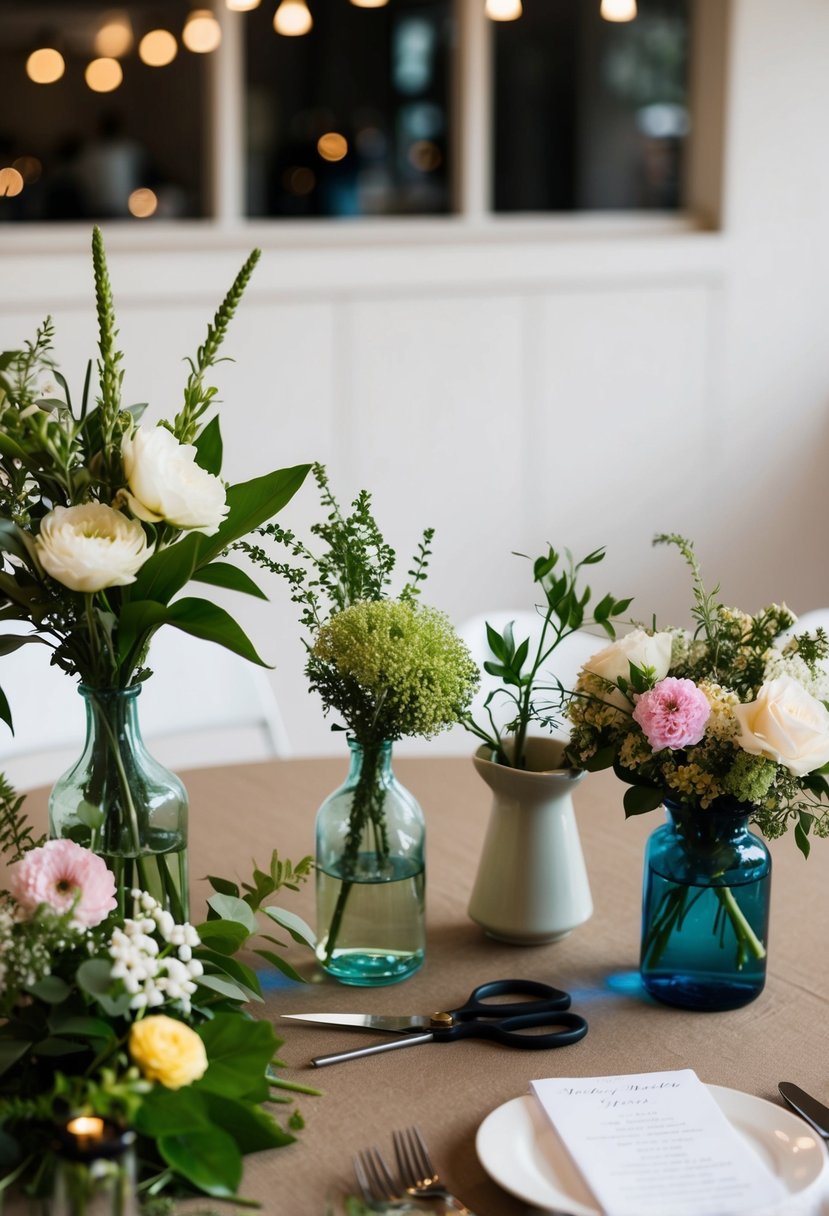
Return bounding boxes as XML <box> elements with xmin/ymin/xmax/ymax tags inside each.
<box><xmin>26</xmin><ymin>46</ymin><xmax>65</xmax><ymax>84</ymax></box>
<box><xmin>182</xmin><ymin>9</ymin><xmax>222</xmax><ymax>53</ymax></box>
<box><xmin>85</xmin><ymin>57</ymin><xmax>123</xmax><ymax>92</ymax></box>
<box><xmin>600</xmin><ymin>0</ymin><xmax>637</xmax><ymax>21</ymax></box>
<box><xmin>139</xmin><ymin>29</ymin><xmax>178</xmax><ymax>66</ymax></box>
<box><xmin>94</xmin><ymin>12</ymin><xmax>134</xmax><ymax>57</ymax></box>
<box><xmin>273</xmin><ymin>0</ymin><xmax>313</xmax><ymax>36</ymax></box>
<box><xmin>225</xmin><ymin>0</ymin><xmax>261</xmax><ymax>8</ymax></box>
<box><xmin>485</xmin><ymin>0</ymin><xmax>522</xmax><ymax>20</ymax></box>
<box><xmin>349</xmin><ymin>0</ymin><xmax>389</xmax><ymax>7</ymax></box>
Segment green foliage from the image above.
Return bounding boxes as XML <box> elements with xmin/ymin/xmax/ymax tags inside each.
<box><xmin>0</xmin><ymin>229</ymin><xmax>309</xmax><ymax>708</ymax></box>
<box><xmin>0</xmin><ymin>771</ymin><xmax>44</xmax><ymax>871</ymax></box>
<box><xmin>465</xmin><ymin>545</ymin><xmax>632</xmax><ymax>769</ymax></box>
<box><xmin>0</xmin><ymin>796</ymin><xmax>317</xmax><ymax>1206</ymax></box>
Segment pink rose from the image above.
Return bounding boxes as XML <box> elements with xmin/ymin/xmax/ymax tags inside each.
<box><xmin>8</xmin><ymin>839</ymin><xmax>117</xmax><ymax>928</ymax></box>
<box><xmin>633</xmin><ymin>677</ymin><xmax>710</xmax><ymax>752</ymax></box>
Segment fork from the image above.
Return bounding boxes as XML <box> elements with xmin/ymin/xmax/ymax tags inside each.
<box><xmin>392</xmin><ymin>1125</ymin><xmax>478</xmax><ymax>1215</ymax></box>
<box><xmin>353</xmin><ymin>1145</ymin><xmax>422</xmax><ymax>1212</ymax></box>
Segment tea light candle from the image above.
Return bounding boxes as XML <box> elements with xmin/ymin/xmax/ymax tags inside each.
<box><xmin>54</xmin><ymin>1118</ymin><xmax>138</xmax><ymax>1216</ymax></box>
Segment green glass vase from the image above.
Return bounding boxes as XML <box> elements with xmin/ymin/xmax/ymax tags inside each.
<box><xmin>315</xmin><ymin>739</ymin><xmax>425</xmax><ymax>986</ymax></box>
<box><xmin>48</xmin><ymin>685</ymin><xmax>188</xmax><ymax>920</ymax></box>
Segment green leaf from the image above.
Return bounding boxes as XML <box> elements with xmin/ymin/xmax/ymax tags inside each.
<box><xmin>485</xmin><ymin>622</ymin><xmax>508</xmax><ymax>663</ymax></box>
<box><xmin>32</xmin><ymin>1036</ymin><xmax>88</xmax><ymax>1057</ymax></box>
<box><xmin>207</xmin><ymin>893</ymin><xmax>259</xmax><ymax>934</ymax></box>
<box><xmin>191</xmin><ymin>562</ymin><xmax>268</xmax><ymax>600</ymax></box>
<box><xmin>201</xmin><ymin>1092</ymin><xmax>295</xmax><ymax>1154</ymax></box>
<box><xmin>157</xmin><ymin>1127</ymin><xmax>242</xmax><ymax>1197</ymax></box>
<box><xmin>207</xmin><ymin>875</ymin><xmax>240</xmax><ymax>897</ymax></box>
<box><xmin>263</xmin><ymin>906</ymin><xmax>316</xmax><ymax>949</ymax></box>
<box><xmin>623</xmin><ymin>785</ymin><xmax>664</xmax><ymax>817</ymax></box>
<box><xmin>196</xmin><ymin>919</ymin><xmax>251</xmax><ymax>955</ymax></box>
<box><xmin>196</xmin><ymin>1013</ymin><xmax>278</xmax><ymax>1101</ymax></box>
<box><xmin>194</xmin><ymin>414</ymin><xmax>223</xmax><ymax>476</ymax></box>
<box><xmin>0</xmin><ymin>634</ymin><xmax>44</xmax><ymax>658</ymax></box>
<box><xmin>0</xmin><ymin>1039</ymin><xmax>31</xmax><ymax>1077</ymax></box>
<box><xmin>0</xmin><ymin>685</ymin><xmax>11</xmax><ymax>733</ymax></box>
<box><xmin>166</xmin><ymin>598</ymin><xmax>271</xmax><ymax>667</ymax></box>
<box><xmin>199</xmin><ymin>949</ymin><xmax>263</xmax><ymax>1002</ymax></box>
<box><xmin>128</xmin><ymin>533</ymin><xmax>201</xmax><ymax>607</ymax></box>
<box><xmin>47</xmin><ymin>1014</ymin><xmax>115</xmax><ymax>1040</ymax></box>
<box><xmin>195</xmin><ymin>465</ymin><xmax>311</xmax><ymax>566</ymax></box>
<box><xmin>134</xmin><ymin>1086</ymin><xmax>211</xmax><ymax>1138</ymax></box>
<box><xmin>252</xmin><ymin>948</ymin><xmax>306</xmax><ymax>985</ymax></box>
<box><xmin>76</xmin><ymin>959</ymin><xmax>132</xmax><ymax>1017</ymax></box>
<box><xmin>795</xmin><ymin>811</ymin><xmax>813</xmax><ymax>859</ymax></box>
<box><xmin>26</xmin><ymin>976</ymin><xmax>71</xmax><ymax>1003</ymax></box>
<box><xmin>581</xmin><ymin>745</ymin><xmax>616</xmax><ymax>773</ymax></box>
<box><xmin>196</xmin><ymin>974</ymin><xmax>253</xmax><ymax>1004</ymax></box>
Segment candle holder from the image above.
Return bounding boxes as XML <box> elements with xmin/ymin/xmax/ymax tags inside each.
<box><xmin>53</xmin><ymin>1117</ymin><xmax>138</xmax><ymax>1216</ymax></box>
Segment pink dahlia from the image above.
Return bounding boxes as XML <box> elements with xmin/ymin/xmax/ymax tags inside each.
<box><xmin>8</xmin><ymin>839</ymin><xmax>117</xmax><ymax>928</ymax></box>
<box><xmin>632</xmin><ymin>677</ymin><xmax>711</xmax><ymax>752</ymax></box>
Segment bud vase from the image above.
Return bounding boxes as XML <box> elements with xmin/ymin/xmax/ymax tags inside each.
<box><xmin>640</xmin><ymin>799</ymin><xmax>771</xmax><ymax>1011</ymax></box>
<box><xmin>49</xmin><ymin>685</ymin><xmax>189</xmax><ymax>920</ymax></box>
<box><xmin>468</xmin><ymin>738</ymin><xmax>592</xmax><ymax>944</ymax></box>
<box><xmin>315</xmin><ymin>739</ymin><xmax>425</xmax><ymax>986</ymax></box>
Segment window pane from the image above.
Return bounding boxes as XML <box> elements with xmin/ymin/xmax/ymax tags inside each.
<box><xmin>0</xmin><ymin>2</ymin><xmax>209</xmax><ymax>223</ymax></box>
<box><xmin>245</xmin><ymin>0</ymin><xmax>453</xmax><ymax>219</ymax></box>
<box><xmin>493</xmin><ymin>0</ymin><xmax>690</xmax><ymax>213</ymax></box>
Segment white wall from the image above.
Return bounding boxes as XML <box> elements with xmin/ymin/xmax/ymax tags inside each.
<box><xmin>1</xmin><ymin>0</ymin><xmax>828</xmax><ymax>762</ymax></box>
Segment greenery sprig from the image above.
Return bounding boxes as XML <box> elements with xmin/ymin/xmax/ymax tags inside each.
<box><xmin>464</xmin><ymin>544</ymin><xmax>631</xmax><ymax>769</ymax></box>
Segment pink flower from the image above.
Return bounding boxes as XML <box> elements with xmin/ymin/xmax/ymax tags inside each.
<box><xmin>632</xmin><ymin>677</ymin><xmax>711</xmax><ymax>752</ymax></box>
<box><xmin>8</xmin><ymin>839</ymin><xmax>117</xmax><ymax>928</ymax></box>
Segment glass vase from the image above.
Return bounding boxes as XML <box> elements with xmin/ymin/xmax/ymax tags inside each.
<box><xmin>48</xmin><ymin>685</ymin><xmax>188</xmax><ymax>920</ymax></box>
<box><xmin>315</xmin><ymin>739</ymin><xmax>425</xmax><ymax>986</ymax></box>
<box><xmin>640</xmin><ymin>799</ymin><xmax>771</xmax><ymax>1011</ymax></box>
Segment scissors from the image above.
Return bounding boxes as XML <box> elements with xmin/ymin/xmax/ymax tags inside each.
<box><xmin>281</xmin><ymin>978</ymin><xmax>588</xmax><ymax>1067</ymax></box>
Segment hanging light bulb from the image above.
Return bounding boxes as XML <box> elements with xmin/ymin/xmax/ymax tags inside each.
<box><xmin>85</xmin><ymin>57</ymin><xmax>123</xmax><ymax>92</ymax></box>
<box><xmin>484</xmin><ymin>0</ymin><xmax>522</xmax><ymax>21</ymax></box>
<box><xmin>273</xmin><ymin>0</ymin><xmax>312</xmax><ymax>36</ymax></box>
<box><xmin>183</xmin><ymin>9</ymin><xmax>223</xmax><ymax>52</ymax></box>
<box><xmin>94</xmin><ymin>12</ymin><xmax>134</xmax><ymax>57</ymax></box>
<box><xmin>350</xmin><ymin>0</ymin><xmax>389</xmax><ymax>8</ymax></box>
<box><xmin>26</xmin><ymin>45</ymin><xmax>65</xmax><ymax>84</ymax></box>
<box><xmin>600</xmin><ymin>0</ymin><xmax>637</xmax><ymax>21</ymax></box>
<box><xmin>139</xmin><ymin>29</ymin><xmax>178</xmax><ymax>65</ymax></box>
<box><xmin>225</xmin><ymin>0</ymin><xmax>261</xmax><ymax>9</ymax></box>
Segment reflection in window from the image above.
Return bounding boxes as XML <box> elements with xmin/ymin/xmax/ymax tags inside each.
<box><xmin>493</xmin><ymin>0</ymin><xmax>689</xmax><ymax>212</ymax></box>
<box><xmin>0</xmin><ymin>2</ymin><xmax>208</xmax><ymax>223</ymax></box>
<box><xmin>244</xmin><ymin>0</ymin><xmax>453</xmax><ymax>219</ymax></box>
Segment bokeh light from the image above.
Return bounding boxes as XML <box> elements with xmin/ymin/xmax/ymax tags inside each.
<box><xmin>85</xmin><ymin>58</ymin><xmax>123</xmax><ymax>93</ymax></box>
<box><xmin>128</xmin><ymin>187</ymin><xmax>158</xmax><ymax>218</ymax></box>
<box><xmin>94</xmin><ymin>13</ymin><xmax>134</xmax><ymax>57</ymax></box>
<box><xmin>273</xmin><ymin>0</ymin><xmax>313</xmax><ymax>36</ymax></box>
<box><xmin>26</xmin><ymin>48</ymin><xmax>65</xmax><ymax>84</ymax></box>
<box><xmin>139</xmin><ymin>30</ymin><xmax>178</xmax><ymax>67</ymax></box>
<box><xmin>182</xmin><ymin>10</ymin><xmax>223</xmax><ymax>53</ymax></box>
<box><xmin>317</xmin><ymin>132</ymin><xmax>348</xmax><ymax>162</ymax></box>
<box><xmin>0</xmin><ymin>168</ymin><xmax>24</xmax><ymax>197</ymax></box>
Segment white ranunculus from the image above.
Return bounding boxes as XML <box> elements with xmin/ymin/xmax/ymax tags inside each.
<box><xmin>36</xmin><ymin>504</ymin><xmax>150</xmax><ymax>593</ymax></box>
<box><xmin>582</xmin><ymin>628</ymin><xmax>674</xmax><ymax>708</ymax></box>
<box><xmin>122</xmin><ymin>426</ymin><xmax>228</xmax><ymax>534</ymax></box>
<box><xmin>733</xmin><ymin>674</ymin><xmax>829</xmax><ymax>777</ymax></box>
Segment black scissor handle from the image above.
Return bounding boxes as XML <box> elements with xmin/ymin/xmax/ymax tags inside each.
<box><xmin>451</xmin><ymin>979</ymin><xmax>572</xmax><ymax>1021</ymax></box>
<box><xmin>433</xmin><ymin>1009</ymin><xmax>588</xmax><ymax>1050</ymax></box>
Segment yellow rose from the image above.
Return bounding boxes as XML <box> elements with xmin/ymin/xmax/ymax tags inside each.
<box><xmin>129</xmin><ymin>1015</ymin><xmax>208</xmax><ymax>1090</ymax></box>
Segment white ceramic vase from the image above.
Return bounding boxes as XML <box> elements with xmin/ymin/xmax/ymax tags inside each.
<box><xmin>468</xmin><ymin>737</ymin><xmax>593</xmax><ymax>945</ymax></box>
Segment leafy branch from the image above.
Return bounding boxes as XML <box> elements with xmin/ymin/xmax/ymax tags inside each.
<box><xmin>0</xmin><ymin>773</ymin><xmax>44</xmax><ymax>873</ymax></box>
<box><xmin>173</xmin><ymin>248</ymin><xmax>262</xmax><ymax>445</ymax></box>
<box><xmin>465</xmin><ymin>545</ymin><xmax>632</xmax><ymax>768</ymax></box>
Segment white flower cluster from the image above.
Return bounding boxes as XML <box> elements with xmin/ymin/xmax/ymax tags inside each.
<box><xmin>108</xmin><ymin>890</ymin><xmax>203</xmax><ymax>1014</ymax></box>
<box><xmin>765</xmin><ymin>647</ymin><xmax>829</xmax><ymax>704</ymax></box>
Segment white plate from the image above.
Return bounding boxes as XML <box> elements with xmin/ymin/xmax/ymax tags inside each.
<box><xmin>475</xmin><ymin>1086</ymin><xmax>829</xmax><ymax>1216</ymax></box>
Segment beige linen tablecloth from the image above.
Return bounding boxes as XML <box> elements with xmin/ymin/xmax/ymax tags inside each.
<box><xmin>11</xmin><ymin>758</ymin><xmax>829</xmax><ymax>1215</ymax></box>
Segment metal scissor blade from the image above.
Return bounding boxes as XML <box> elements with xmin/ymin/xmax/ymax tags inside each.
<box><xmin>280</xmin><ymin>1012</ymin><xmax>431</xmax><ymax>1034</ymax></box>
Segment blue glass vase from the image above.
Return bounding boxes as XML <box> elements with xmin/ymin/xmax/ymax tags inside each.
<box><xmin>315</xmin><ymin>739</ymin><xmax>425</xmax><ymax>986</ymax></box>
<box><xmin>640</xmin><ymin>799</ymin><xmax>771</xmax><ymax>1011</ymax></box>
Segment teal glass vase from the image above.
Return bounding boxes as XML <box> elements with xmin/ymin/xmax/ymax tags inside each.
<box><xmin>48</xmin><ymin>685</ymin><xmax>189</xmax><ymax>921</ymax></box>
<box><xmin>315</xmin><ymin>739</ymin><xmax>425</xmax><ymax>986</ymax></box>
<box><xmin>640</xmin><ymin>799</ymin><xmax>771</xmax><ymax>1011</ymax></box>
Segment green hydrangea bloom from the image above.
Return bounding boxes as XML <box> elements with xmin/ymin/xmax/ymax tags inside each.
<box><xmin>310</xmin><ymin>599</ymin><xmax>479</xmax><ymax>743</ymax></box>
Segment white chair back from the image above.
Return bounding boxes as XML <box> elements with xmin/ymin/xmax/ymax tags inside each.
<box><xmin>0</xmin><ymin>624</ymin><xmax>290</xmax><ymax>790</ymax></box>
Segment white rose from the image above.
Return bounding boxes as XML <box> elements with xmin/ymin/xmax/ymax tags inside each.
<box><xmin>36</xmin><ymin>504</ymin><xmax>150</xmax><ymax>593</ymax></box>
<box><xmin>733</xmin><ymin>674</ymin><xmax>829</xmax><ymax>777</ymax></box>
<box><xmin>122</xmin><ymin>426</ymin><xmax>228</xmax><ymax>534</ymax></box>
<box><xmin>583</xmin><ymin>628</ymin><xmax>674</xmax><ymax>708</ymax></box>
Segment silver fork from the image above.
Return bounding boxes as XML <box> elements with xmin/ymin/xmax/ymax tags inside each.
<box><xmin>353</xmin><ymin>1145</ymin><xmax>420</xmax><ymax>1212</ymax></box>
<box><xmin>392</xmin><ymin>1125</ymin><xmax>478</xmax><ymax>1215</ymax></box>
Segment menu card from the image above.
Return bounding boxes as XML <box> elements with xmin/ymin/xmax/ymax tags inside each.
<box><xmin>531</xmin><ymin>1069</ymin><xmax>785</xmax><ymax>1216</ymax></box>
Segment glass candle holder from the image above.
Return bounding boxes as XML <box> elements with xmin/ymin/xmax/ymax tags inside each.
<box><xmin>53</xmin><ymin>1117</ymin><xmax>138</xmax><ymax>1216</ymax></box>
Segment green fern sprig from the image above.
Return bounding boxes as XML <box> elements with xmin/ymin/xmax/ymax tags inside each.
<box><xmin>654</xmin><ymin>533</ymin><xmax>723</xmax><ymax>645</ymax></box>
<box><xmin>0</xmin><ymin>773</ymin><xmax>43</xmax><ymax>870</ymax></box>
<box><xmin>173</xmin><ymin>247</ymin><xmax>261</xmax><ymax>444</ymax></box>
